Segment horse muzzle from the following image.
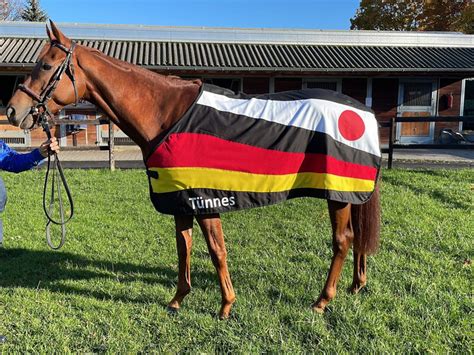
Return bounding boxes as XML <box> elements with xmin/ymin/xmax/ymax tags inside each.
<box><xmin>5</xmin><ymin>106</ymin><xmax>15</xmax><ymax>123</ymax></box>
<box><xmin>6</xmin><ymin>105</ymin><xmax>36</xmax><ymax>129</ymax></box>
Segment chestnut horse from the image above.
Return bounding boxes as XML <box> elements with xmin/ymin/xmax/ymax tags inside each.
<box><xmin>7</xmin><ymin>22</ymin><xmax>380</xmax><ymax>319</ymax></box>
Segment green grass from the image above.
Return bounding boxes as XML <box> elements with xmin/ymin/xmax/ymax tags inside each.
<box><xmin>0</xmin><ymin>168</ymin><xmax>472</xmax><ymax>353</ymax></box>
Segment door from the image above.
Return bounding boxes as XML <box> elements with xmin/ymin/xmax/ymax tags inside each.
<box><xmin>397</xmin><ymin>81</ymin><xmax>436</xmax><ymax>143</ymax></box>
<box><xmin>461</xmin><ymin>78</ymin><xmax>474</xmax><ymax>130</ymax></box>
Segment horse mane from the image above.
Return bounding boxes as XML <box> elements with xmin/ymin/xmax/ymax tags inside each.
<box><xmin>84</xmin><ymin>46</ymin><xmax>202</xmax><ymax>87</ymax></box>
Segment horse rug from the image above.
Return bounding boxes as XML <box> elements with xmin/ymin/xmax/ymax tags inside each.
<box><xmin>146</xmin><ymin>84</ymin><xmax>381</xmax><ymax>215</ymax></box>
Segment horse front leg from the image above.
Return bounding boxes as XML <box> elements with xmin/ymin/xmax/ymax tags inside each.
<box><xmin>196</xmin><ymin>214</ymin><xmax>236</xmax><ymax>319</ymax></box>
<box><xmin>312</xmin><ymin>201</ymin><xmax>353</xmax><ymax>313</ymax></box>
<box><xmin>167</xmin><ymin>215</ymin><xmax>194</xmax><ymax>312</ymax></box>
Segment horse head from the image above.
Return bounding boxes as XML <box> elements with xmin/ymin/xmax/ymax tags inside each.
<box><xmin>6</xmin><ymin>21</ymin><xmax>87</xmax><ymax>129</ymax></box>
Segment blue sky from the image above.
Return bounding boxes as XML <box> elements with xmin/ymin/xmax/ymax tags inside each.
<box><xmin>41</xmin><ymin>0</ymin><xmax>360</xmax><ymax>30</ymax></box>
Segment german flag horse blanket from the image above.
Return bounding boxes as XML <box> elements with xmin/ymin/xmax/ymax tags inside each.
<box><xmin>146</xmin><ymin>84</ymin><xmax>381</xmax><ymax>215</ymax></box>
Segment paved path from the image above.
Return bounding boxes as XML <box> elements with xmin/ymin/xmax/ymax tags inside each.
<box><xmin>51</xmin><ymin>146</ymin><xmax>473</xmax><ymax>169</ymax></box>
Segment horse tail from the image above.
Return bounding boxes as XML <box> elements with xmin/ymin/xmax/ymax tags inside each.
<box><xmin>351</xmin><ymin>180</ymin><xmax>381</xmax><ymax>255</ymax></box>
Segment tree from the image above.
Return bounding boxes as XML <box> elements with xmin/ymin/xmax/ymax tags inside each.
<box><xmin>350</xmin><ymin>0</ymin><xmax>474</xmax><ymax>34</ymax></box>
<box><xmin>20</xmin><ymin>0</ymin><xmax>47</xmax><ymax>22</ymax></box>
<box><xmin>0</xmin><ymin>0</ymin><xmax>24</xmax><ymax>21</ymax></box>
<box><xmin>350</xmin><ymin>0</ymin><xmax>423</xmax><ymax>31</ymax></box>
<box><xmin>420</xmin><ymin>0</ymin><xmax>471</xmax><ymax>31</ymax></box>
<box><xmin>455</xmin><ymin>2</ymin><xmax>474</xmax><ymax>34</ymax></box>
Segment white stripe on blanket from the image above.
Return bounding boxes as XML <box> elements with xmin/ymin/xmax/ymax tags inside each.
<box><xmin>197</xmin><ymin>90</ymin><xmax>381</xmax><ymax>157</ymax></box>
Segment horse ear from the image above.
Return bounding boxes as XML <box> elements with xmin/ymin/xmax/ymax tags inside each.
<box><xmin>46</xmin><ymin>24</ymin><xmax>56</xmax><ymax>42</ymax></box>
<box><xmin>49</xmin><ymin>20</ymin><xmax>70</xmax><ymax>45</ymax></box>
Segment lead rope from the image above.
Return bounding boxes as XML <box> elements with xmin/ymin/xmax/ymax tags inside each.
<box><xmin>16</xmin><ymin>41</ymin><xmax>77</xmax><ymax>250</ymax></box>
<box><xmin>41</xmin><ymin>118</ymin><xmax>74</xmax><ymax>250</ymax></box>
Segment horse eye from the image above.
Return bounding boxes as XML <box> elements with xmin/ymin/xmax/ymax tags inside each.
<box><xmin>42</xmin><ymin>63</ymin><xmax>52</xmax><ymax>71</ymax></box>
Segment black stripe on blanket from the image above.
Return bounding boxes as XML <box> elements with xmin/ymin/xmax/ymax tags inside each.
<box><xmin>170</xmin><ymin>104</ymin><xmax>380</xmax><ymax>168</ymax></box>
<box><xmin>149</xmin><ymin>188</ymin><xmax>374</xmax><ymax>215</ymax></box>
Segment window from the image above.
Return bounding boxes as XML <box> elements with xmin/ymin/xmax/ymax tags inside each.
<box><xmin>274</xmin><ymin>78</ymin><xmax>302</xmax><ymax>92</ymax></box>
<box><xmin>202</xmin><ymin>78</ymin><xmax>241</xmax><ymax>93</ymax></box>
<box><xmin>307</xmin><ymin>81</ymin><xmax>337</xmax><ymax>91</ymax></box>
<box><xmin>402</xmin><ymin>82</ymin><xmax>432</xmax><ymax>107</ymax></box>
<box><xmin>66</xmin><ymin>114</ymin><xmax>88</xmax><ymax>134</ymax></box>
<box><xmin>0</xmin><ymin>75</ymin><xmax>25</xmax><ymax>107</ymax></box>
<box><xmin>243</xmin><ymin>77</ymin><xmax>269</xmax><ymax>95</ymax></box>
<box><xmin>304</xmin><ymin>79</ymin><xmax>341</xmax><ymax>92</ymax></box>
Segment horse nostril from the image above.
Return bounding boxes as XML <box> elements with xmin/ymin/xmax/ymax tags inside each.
<box><xmin>6</xmin><ymin>106</ymin><xmax>15</xmax><ymax>121</ymax></box>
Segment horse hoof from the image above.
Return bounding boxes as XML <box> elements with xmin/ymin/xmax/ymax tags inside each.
<box><xmin>218</xmin><ymin>308</ymin><xmax>231</xmax><ymax>320</ymax></box>
<box><xmin>166</xmin><ymin>306</ymin><xmax>180</xmax><ymax>315</ymax></box>
<box><xmin>218</xmin><ymin>311</ymin><xmax>231</xmax><ymax>320</ymax></box>
<box><xmin>311</xmin><ymin>301</ymin><xmax>326</xmax><ymax>314</ymax></box>
<box><xmin>349</xmin><ymin>283</ymin><xmax>366</xmax><ymax>294</ymax></box>
<box><xmin>312</xmin><ymin>306</ymin><xmax>325</xmax><ymax>314</ymax></box>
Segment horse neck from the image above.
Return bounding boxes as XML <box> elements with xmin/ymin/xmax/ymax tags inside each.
<box><xmin>77</xmin><ymin>46</ymin><xmax>201</xmax><ymax>156</ymax></box>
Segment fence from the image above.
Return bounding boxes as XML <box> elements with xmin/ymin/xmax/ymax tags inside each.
<box><xmin>2</xmin><ymin>116</ymin><xmax>473</xmax><ymax>171</ymax></box>
<box><xmin>380</xmin><ymin>116</ymin><xmax>474</xmax><ymax>169</ymax></box>
<box><xmin>0</xmin><ymin>116</ymin><xmax>118</xmax><ymax>170</ymax></box>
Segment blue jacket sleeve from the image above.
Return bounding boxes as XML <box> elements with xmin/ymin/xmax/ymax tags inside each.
<box><xmin>0</xmin><ymin>140</ymin><xmax>45</xmax><ymax>173</ymax></box>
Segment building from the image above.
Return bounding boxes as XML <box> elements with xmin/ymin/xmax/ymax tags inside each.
<box><xmin>1</xmin><ymin>21</ymin><xmax>473</xmax><ymax>148</ymax></box>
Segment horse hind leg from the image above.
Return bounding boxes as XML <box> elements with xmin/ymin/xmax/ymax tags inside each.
<box><xmin>167</xmin><ymin>215</ymin><xmax>194</xmax><ymax>313</ymax></box>
<box><xmin>312</xmin><ymin>201</ymin><xmax>353</xmax><ymax>313</ymax></box>
<box><xmin>350</xmin><ymin>252</ymin><xmax>367</xmax><ymax>294</ymax></box>
<box><xmin>196</xmin><ymin>214</ymin><xmax>236</xmax><ymax>319</ymax></box>
<box><xmin>349</xmin><ymin>182</ymin><xmax>381</xmax><ymax>294</ymax></box>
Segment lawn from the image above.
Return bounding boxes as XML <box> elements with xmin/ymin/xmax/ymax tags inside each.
<box><xmin>0</xmin><ymin>168</ymin><xmax>472</xmax><ymax>352</ymax></box>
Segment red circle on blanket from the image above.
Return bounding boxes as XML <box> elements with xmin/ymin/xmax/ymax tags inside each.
<box><xmin>338</xmin><ymin>110</ymin><xmax>365</xmax><ymax>141</ymax></box>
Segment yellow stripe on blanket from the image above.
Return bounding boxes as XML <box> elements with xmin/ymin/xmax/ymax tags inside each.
<box><xmin>148</xmin><ymin>167</ymin><xmax>375</xmax><ymax>193</ymax></box>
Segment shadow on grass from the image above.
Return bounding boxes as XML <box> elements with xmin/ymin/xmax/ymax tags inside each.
<box><xmin>382</xmin><ymin>172</ymin><xmax>471</xmax><ymax>210</ymax></box>
<box><xmin>0</xmin><ymin>248</ymin><xmax>215</xmax><ymax>305</ymax></box>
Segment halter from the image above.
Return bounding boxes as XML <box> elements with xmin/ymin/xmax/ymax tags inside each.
<box><xmin>18</xmin><ymin>40</ymin><xmax>77</xmax><ymax>250</ymax></box>
<box><xmin>18</xmin><ymin>41</ymin><xmax>78</xmax><ymax>123</ymax></box>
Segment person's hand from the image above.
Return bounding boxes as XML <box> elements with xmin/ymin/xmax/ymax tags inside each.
<box><xmin>39</xmin><ymin>137</ymin><xmax>60</xmax><ymax>157</ymax></box>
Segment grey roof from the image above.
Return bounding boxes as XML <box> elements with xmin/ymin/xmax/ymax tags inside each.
<box><xmin>1</xmin><ymin>22</ymin><xmax>473</xmax><ymax>73</ymax></box>
<box><xmin>2</xmin><ymin>21</ymin><xmax>473</xmax><ymax>47</ymax></box>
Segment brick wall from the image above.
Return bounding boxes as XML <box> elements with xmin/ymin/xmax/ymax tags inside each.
<box><xmin>435</xmin><ymin>79</ymin><xmax>462</xmax><ymax>140</ymax></box>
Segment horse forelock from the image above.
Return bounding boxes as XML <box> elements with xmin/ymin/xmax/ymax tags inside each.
<box><xmin>38</xmin><ymin>42</ymin><xmax>64</xmax><ymax>63</ymax></box>
<box><xmin>38</xmin><ymin>42</ymin><xmax>51</xmax><ymax>59</ymax></box>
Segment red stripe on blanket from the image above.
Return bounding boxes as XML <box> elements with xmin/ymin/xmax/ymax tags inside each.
<box><xmin>147</xmin><ymin>133</ymin><xmax>378</xmax><ymax>180</ymax></box>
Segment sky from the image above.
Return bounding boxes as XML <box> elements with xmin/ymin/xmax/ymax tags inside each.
<box><xmin>40</xmin><ymin>0</ymin><xmax>360</xmax><ymax>30</ymax></box>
